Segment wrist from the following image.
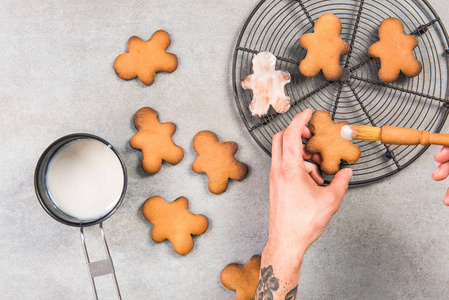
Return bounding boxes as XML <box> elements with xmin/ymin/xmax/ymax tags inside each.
<box><xmin>262</xmin><ymin>240</ymin><xmax>306</xmax><ymax>271</ymax></box>
<box><xmin>257</xmin><ymin>241</ymin><xmax>305</xmax><ymax>298</ymax></box>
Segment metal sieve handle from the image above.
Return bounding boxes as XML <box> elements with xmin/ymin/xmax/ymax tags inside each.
<box><xmin>80</xmin><ymin>223</ymin><xmax>122</xmax><ymax>300</ymax></box>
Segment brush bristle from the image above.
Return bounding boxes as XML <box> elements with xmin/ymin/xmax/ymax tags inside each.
<box><xmin>351</xmin><ymin>125</ymin><xmax>381</xmax><ymax>141</ymax></box>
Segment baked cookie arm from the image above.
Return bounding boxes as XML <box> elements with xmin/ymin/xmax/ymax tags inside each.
<box><xmin>114</xmin><ymin>53</ymin><xmax>137</xmax><ymax>80</ymax></box>
<box><xmin>367</xmin><ymin>41</ymin><xmax>382</xmax><ymax>58</ymax></box>
<box><xmin>158</xmin><ymin>53</ymin><xmax>178</xmax><ymax>73</ymax></box>
<box><xmin>189</xmin><ymin>214</ymin><xmax>209</xmax><ymax>235</ymax></box>
<box><xmin>223</xmin><ymin>141</ymin><xmax>239</xmax><ymax>156</ymax></box>
<box><xmin>279</xmin><ymin>70</ymin><xmax>291</xmax><ymax>82</ymax></box>
<box><xmin>298</xmin><ymin>33</ymin><xmax>313</xmax><ymax>48</ymax></box>
<box><xmin>241</xmin><ymin>74</ymin><xmax>255</xmax><ymax>90</ymax></box>
<box><xmin>151</xmin><ymin>29</ymin><xmax>172</xmax><ymax>50</ymax></box>
<box><xmin>192</xmin><ymin>157</ymin><xmax>206</xmax><ymax>173</ymax></box>
<box><xmin>128</xmin><ymin>36</ymin><xmax>144</xmax><ymax>52</ymax></box>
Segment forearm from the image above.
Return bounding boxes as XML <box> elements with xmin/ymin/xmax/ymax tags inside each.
<box><xmin>255</xmin><ymin>242</ymin><xmax>305</xmax><ymax>300</ymax></box>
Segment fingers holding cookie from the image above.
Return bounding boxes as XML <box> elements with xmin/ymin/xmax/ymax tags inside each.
<box><xmin>281</xmin><ymin>109</ymin><xmax>313</xmax><ymax>164</ymax></box>
<box><xmin>305</xmin><ymin>110</ymin><xmax>360</xmax><ymax>175</ymax></box>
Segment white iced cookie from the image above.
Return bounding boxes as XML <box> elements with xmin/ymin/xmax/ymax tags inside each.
<box><xmin>241</xmin><ymin>51</ymin><xmax>291</xmax><ymax>117</ymax></box>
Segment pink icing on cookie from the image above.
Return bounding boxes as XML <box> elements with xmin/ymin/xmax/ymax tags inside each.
<box><xmin>241</xmin><ymin>52</ymin><xmax>291</xmax><ymax>117</ymax></box>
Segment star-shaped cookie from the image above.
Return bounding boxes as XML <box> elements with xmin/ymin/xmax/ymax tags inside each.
<box><xmin>368</xmin><ymin>17</ymin><xmax>422</xmax><ymax>82</ymax></box>
<box><xmin>130</xmin><ymin>107</ymin><xmax>184</xmax><ymax>174</ymax></box>
<box><xmin>220</xmin><ymin>255</ymin><xmax>261</xmax><ymax>300</ymax></box>
<box><xmin>114</xmin><ymin>30</ymin><xmax>178</xmax><ymax>85</ymax></box>
<box><xmin>142</xmin><ymin>196</ymin><xmax>209</xmax><ymax>256</ymax></box>
<box><xmin>298</xmin><ymin>13</ymin><xmax>350</xmax><ymax>81</ymax></box>
<box><xmin>306</xmin><ymin>110</ymin><xmax>361</xmax><ymax>175</ymax></box>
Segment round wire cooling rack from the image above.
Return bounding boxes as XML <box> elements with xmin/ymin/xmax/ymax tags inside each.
<box><xmin>232</xmin><ymin>0</ymin><xmax>449</xmax><ymax>185</ymax></box>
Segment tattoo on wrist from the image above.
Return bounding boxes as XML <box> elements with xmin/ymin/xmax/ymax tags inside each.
<box><xmin>256</xmin><ymin>265</ymin><xmax>279</xmax><ymax>300</ymax></box>
<box><xmin>256</xmin><ymin>265</ymin><xmax>298</xmax><ymax>300</ymax></box>
<box><xmin>285</xmin><ymin>285</ymin><xmax>298</xmax><ymax>300</ymax></box>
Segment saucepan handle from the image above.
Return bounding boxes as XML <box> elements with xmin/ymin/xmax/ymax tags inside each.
<box><xmin>80</xmin><ymin>223</ymin><xmax>122</xmax><ymax>300</ymax></box>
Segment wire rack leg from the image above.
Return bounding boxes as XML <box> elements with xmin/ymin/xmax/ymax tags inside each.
<box><xmin>80</xmin><ymin>223</ymin><xmax>122</xmax><ymax>300</ymax></box>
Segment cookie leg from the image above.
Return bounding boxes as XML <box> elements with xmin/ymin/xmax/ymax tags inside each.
<box><xmin>249</xmin><ymin>96</ymin><xmax>270</xmax><ymax>117</ymax></box>
<box><xmin>208</xmin><ymin>177</ymin><xmax>229</xmax><ymax>194</ymax></box>
<box><xmin>320</xmin><ymin>154</ymin><xmax>341</xmax><ymax>175</ymax></box>
<box><xmin>401</xmin><ymin>58</ymin><xmax>422</xmax><ymax>78</ymax></box>
<box><xmin>138</xmin><ymin>72</ymin><xmax>156</xmax><ymax>86</ymax></box>
<box><xmin>141</xmin><ymin>154</ymin><xmax>163</xmax><ymax>174</ymax></box>
<box><xmin>163</xmin><ymin>146</ymin><xmax>184</xmax><ymax>165</ymax></box>
<box><xmin>272</xmin><ymin>96</ymin><xmax>291</xmax><ymax>114</ymax></box>
<box><xmin>322</xmin><ymin>62</ymin><xmax>344</xmax><ymax>82</ymax></box>
<box><xmin>299</xmin><ymin>59</ymin><xmax>321</xmax><ymax>78</ymax></box>
<box><xmin>378</xmin><ymin>65</ymin><xmax>400</xmax><ymax>83</ymax></box>
<box><xmin>171</xmin><ymin>234</ymin><xmax>195</xmax><ymax>255</ymax></box>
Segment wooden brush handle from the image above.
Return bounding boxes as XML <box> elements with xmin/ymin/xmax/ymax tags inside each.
<box><xmin>381</xmin><ymin>126</ymin><xmax>449</xmax><ymax>146</ymax></box>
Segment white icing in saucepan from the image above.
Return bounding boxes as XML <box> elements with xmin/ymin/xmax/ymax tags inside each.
<box><xmin>45</xmin><ymin>138</ymin><xmax>124</xmax><ymax>221</ymax></box>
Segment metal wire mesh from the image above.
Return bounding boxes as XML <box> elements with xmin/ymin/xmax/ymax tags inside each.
<box><xmin>233</xmin><ymin>0</ymin><xmax>449</xmax><ymax>185</ymax></box>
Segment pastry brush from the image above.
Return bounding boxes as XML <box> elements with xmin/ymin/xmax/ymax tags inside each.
<box><xmin>341</xmin><ymin>124</ymin><xmax>449</xmax><ymax>146</ymax></box>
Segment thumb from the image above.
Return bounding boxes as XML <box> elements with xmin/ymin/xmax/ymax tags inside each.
<box><xmin>326</xmin><ymin>168</ymin><xmax>352</xmax><ymax>202</ymax></box>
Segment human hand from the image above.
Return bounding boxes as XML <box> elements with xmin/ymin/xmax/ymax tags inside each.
<box><xmin>256</xmin><ymin>109</ymin><xmax>353</xmax><ymax>299</ymax></box>
<box><xmin>266</xmin><ymin>108</ymin><xmax>353</xmax><ymax>257</ymax></box>
<box><xmin>432</xmin><ymin>146</ymin><xmax>449</xmax><ymax>206</ymax></box>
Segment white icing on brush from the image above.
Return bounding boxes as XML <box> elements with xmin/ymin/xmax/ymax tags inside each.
<box><xmin>341</xmin><ymin>125</ymin><xmax>354</xmax><ymax>140</ymax></box>
<box><xmin>46</xmin><ymin>138</ymin><xmax>124</xmax><ymax>221</ymax></box>
<box><xmin>241</xmin><ymin>51</ymin><xmax>291</xmax><ymax>117</ymax></box>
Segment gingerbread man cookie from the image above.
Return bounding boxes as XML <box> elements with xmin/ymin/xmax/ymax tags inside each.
<box><xmin>241</xmin><ymin>51</ymin><xmax>291</xmax><ymax>117</ymax></box>
<box><xmin>298</xmin><ymin>13</ymin><xmax>350</xmax><ymax>81</ymax></box>
<box><xmin>142</xmin><ymin>196</ymin><xmax>209</xmax><ymax>256</ymax></box>
<box><xmin>130</xmin><ymin>107</ymin><xmax>184</xmax><ymax>174</ymax></box>
<box><xmin>368</xmin><ymin>17</ymin><xmax>422</xmax><ymax>82</ymax></box>
<box><xmin>192</xmin><ymin>131</ymin><xmax>248</xmax><ymax>194</ymax></box>
<box><xmin>220</xmin><ymin>255</ymin><xmax>261</xmax><ymax>300</ymax></box>
<box><xmin>114</xmin><ymin>30</ymin><xmax>178</xmax><ymax>85</ymax></box>
<box><xmin>306</xmin><ymin>110</ymin><xmax>361</xmax><ymax>175</ymax></box>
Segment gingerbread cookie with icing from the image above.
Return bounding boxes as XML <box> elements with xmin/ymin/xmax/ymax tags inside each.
<box><xmin>220</xmin><ymin>255</ymin><xmax>261</xmax><ymax>300</ymax></box>
<box><xmin>192</xmin><ymin>130</ymin><xmax>248</xmax><ymax>194</ymax></box>
<box><xmin>130</xmin><ymin>107</ymin><xmax>184</xmax><ymax>174</ymax></box>
<box><xmin>299</xmin><ymin>13</ymin><xmax>350</xmax><ymax>81</ymax></box>
<box><xmin>114</xmin><ymin>30</ymin><xmax>178</xmax><ymax>85</ymax></box>
<box><xmin>368</xmin><ymin>17</ymin><xmax>422</xmax><ymax>83</ymax></box>
<box><xmin>241</xmin><ymin>51</ymin><xmax>291</xmax><ymax>117</ymax></box>
<box><xmin>306</xmin><ymin>110</ymin><xmax>361</xmax><ymax>175</ymax></box>
<box><xmin>142</xmin><ymin>196</ymin><xmax>208</xmax><ymax>255</ymax></box>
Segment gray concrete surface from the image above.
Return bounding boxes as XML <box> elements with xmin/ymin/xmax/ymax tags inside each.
<box><xmin>1</xmin><ymin>0</ymin><xmax>449</xmax><ymax>299</ymax></box>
